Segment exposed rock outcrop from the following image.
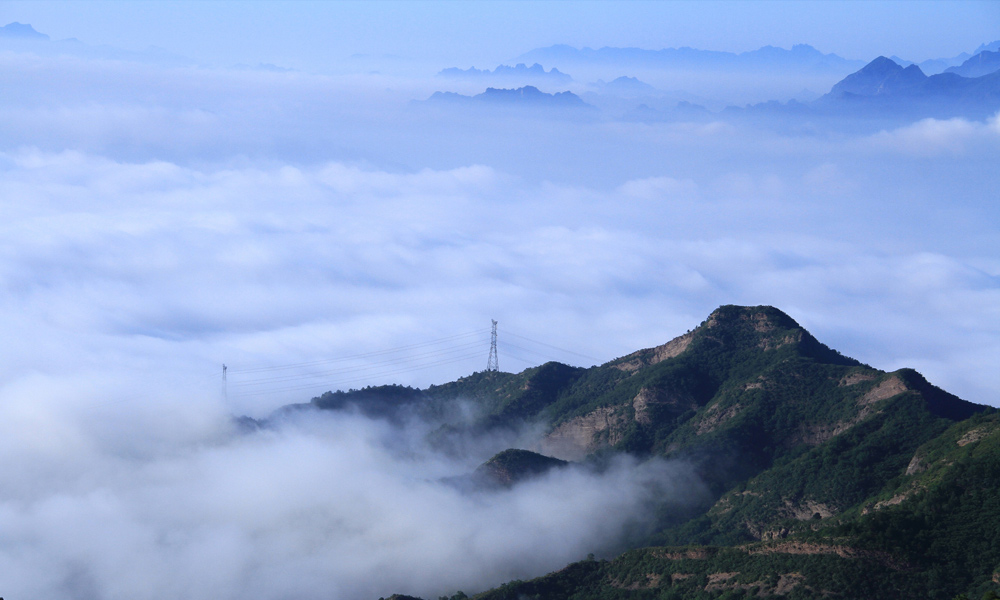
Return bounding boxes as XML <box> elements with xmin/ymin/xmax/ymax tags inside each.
<box><xmin>860</xmin><ymin>375</ymin><xmax>909</xmax><ymax>405</ymax></box>
<box><xmin>613</xmin><ymin>331</ymin><xmax>694</xmax><ymax>372</ymax></box>
<box><xmin>541</xmin><ymin>406</ymin><xmax>626</xmax><ymax>460</ymax></box>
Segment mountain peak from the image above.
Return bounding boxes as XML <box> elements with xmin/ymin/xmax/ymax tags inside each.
<box><xmin>828</xmin><ymin>55</ymin><xmax>928</xmax><ymax>97</ymax></box>
<box><xmin>0</xmin><ymin>22</ymin><xmax>49</xmax><ymax>40</ymax></box>
<box><xmin>790</xmin><ymin>43</ymin><xmax>821</xmax><ymax>55</ymax></box>
<box><xmin>610</xmin><ymin>304</ymin><xmax>858</xmax><ymax>376</ymax></box>
<box><xmin>974</xmin><ymin>40</ymin><xmax>1000</xmax><ymax>55</ymax></box>
<box><xmin>424</xmin><ymin>86</ymin><xmax>591</xmax><ymax>109</ymax></box>
<box><xmin>476</xmin><ymin>86</ymin><xmax>589</xmax><ymax>107</ymax></box>
<box><xmin>697</xmin><ymin>304</ymin><xmax>861</xmax><ymax>367</ymax></box>
<box><xmin>864</xmin><ymin>55</ymin><xmax>906</xmax><ymax>74</ymax></box>
<box><xmin>704</xmin><ymin>304</ymin><xmax>800</xmax><ymax>331</ymax></box>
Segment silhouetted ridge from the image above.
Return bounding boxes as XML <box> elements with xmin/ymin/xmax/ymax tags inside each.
<box><xmin>478</xmin><ymin>86</ymin><xmax>587</xmax><ymax>106</ymax></box>
<box><xmin>514</xmin><ymin>43</ymin><xmax>863</xmax><ymax>73</ymax></box>
<box><xmin>438</xmin><ymin>62</ymin><xmax>571</xmax><ymax>84</ymax></box>
<box><xmin>892</xmin><ymin>368</ymin><xmax>982</xmax><ymax>421</ymax></box>
<box><xmin>945</xmin><ymin>50</ymin><xmax>1000</xmax><ymax>78</ymax></box>
<box><xmin>425</xmin><ymin>86</ymin><xmax>591</xmax><ymax>108</ymax></box>
<box><xmin>828</xmin><ymin>56</ymin><xmax>927</xmax><ymax>97</ymax></box>
<box><xmin>0</xmin><ymin>22</ymin><xmax>49</xmax><ymax>40</ymax></box>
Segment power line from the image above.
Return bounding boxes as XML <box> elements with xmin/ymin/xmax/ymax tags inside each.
<box><xmin>228</xmin><ymin>330</ymin><xmax>487</xmax><ymax>374</ymax></box>
<box><xmin>501</xmin><ymin>340</ymin><xmax>569</xmax><ymax>364</ymax></box>
<box><xmin>231</xmin><ymin>353</ymin><xmax>482</xmax><ymax>397</ymax></box>
<box><xmin>224</xmin><ymin>329</ymin><xmax>491</xmax><ymax>399</ymax></box>
<box><xmin>231</xmin><ymin>341</ymin><xmax>484</xmax><ymax>387</ymax></box>
<box><xmin>220</xmin><ymin>324</ymin><xmax>603</xmax><ymax>401</ymax></box>
<box><xmin>503</xmin><ymin>328</ymin><xmax>599</xmax><ymax>362</ymax></box>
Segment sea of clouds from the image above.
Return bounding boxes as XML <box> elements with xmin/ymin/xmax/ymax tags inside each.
<box><xmin>1</xmin><ymin>38</ymin><xmax>999</xmax><ymax>599</ymax></box>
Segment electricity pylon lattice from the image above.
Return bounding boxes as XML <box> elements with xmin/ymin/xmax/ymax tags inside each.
<box><xmin>487</xmin><ymin>319</ymin><xmax>499</xmax><ymax>372</ymax></box>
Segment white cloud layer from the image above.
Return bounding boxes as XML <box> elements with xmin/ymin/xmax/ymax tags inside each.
<box><xmin>1</xmin><ymin>44</ymin><xmax>999</xmax><ymax>599</ymax></box>
<box><xmin>0</xmin><ymin>406</ymin><xmax>704</xmax><ymax>600</ymax></box>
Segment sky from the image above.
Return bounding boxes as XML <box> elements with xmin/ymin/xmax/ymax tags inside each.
<box><xmin>1</xmin><ymin>2</ymin><xmax>999</xmax><ymax>599</ymax></box>
<box><xmin>3</xmin><ymin>0</ymin><xmax>999</xmax><ymax>70</ymax></box>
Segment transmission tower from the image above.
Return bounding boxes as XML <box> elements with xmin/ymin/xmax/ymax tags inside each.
<box><xmin>487</xmin><ymin>319</ymin><xmax>499</xmax><ymax>372</ymax></box>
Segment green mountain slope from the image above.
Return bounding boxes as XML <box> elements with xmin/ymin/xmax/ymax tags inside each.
<box><xmin>431</xmin><ymin>306</ymin><xmax>983</xmax><ymax>544</ymax></box>
<box><xmin>274</xmin><ymin>304</ymin><xmax>996</xmax><ymax>599</ymax></box>
<box><xmin>473</xmin><ymin>448</ymin><xmax>569</xmax><ymax>487</ymax></box>
<box><xmin>465</xmin><ymin>414</ymin><xmax>1000</xmax><ymax>600</ymax></box>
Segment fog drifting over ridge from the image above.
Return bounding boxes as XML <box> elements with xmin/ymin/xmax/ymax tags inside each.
<box><xmin>1</xmin><ymin>29</ymin><xmax>1000</xmax><ymax>599</ymax></box>
<box><xmin>0</xmin><ymin>402</ymin><xmax>705</xmax><ymax>600</ymax></box>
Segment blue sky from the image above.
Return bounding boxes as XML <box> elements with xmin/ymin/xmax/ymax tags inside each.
<box><xmin>3</xmin><ymin>0</ymin><xmax>998</xmax><ymax>70</ymax></box>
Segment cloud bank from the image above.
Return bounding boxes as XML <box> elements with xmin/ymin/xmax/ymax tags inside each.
<box><xmin>0</xmin><ymin>402</ymin><xmax>704</xmax><ymax>600</ymax></box>
<box><xmin>1</xmin><ymin>36</ymin><xmax>999</xmax><ymax>600</ymax></box>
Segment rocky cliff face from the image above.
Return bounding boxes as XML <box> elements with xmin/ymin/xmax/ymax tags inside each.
<box><xmin>541</xmin><ymin>405</ymin><xmax>626</xmax><ymax>460</ymax></box>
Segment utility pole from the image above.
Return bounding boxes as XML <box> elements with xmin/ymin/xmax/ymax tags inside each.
<box><xmin>222</xmin><ymin>363</ymin><xmax>228</xmax><ymax>402</ymax></box>
<box><xmin>487</xmin><ymin>320</ymin><xmax>499</xmax><ymax>372</ymax></box>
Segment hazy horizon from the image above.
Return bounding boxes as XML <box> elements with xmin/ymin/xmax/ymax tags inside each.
<box><xmin>3</xmin><ymin>1</ymin><xmax>999</xmax><ymax>70</ymax></box>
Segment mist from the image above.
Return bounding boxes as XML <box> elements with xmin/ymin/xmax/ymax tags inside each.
<box><xmin>0</xmin><ymin>398</ymin><xmax>705</xmax><ymax>600</ymax></box>
<box><xmin>2</xmin><ymin>11</ymin><xmax>1000</xmax><ymax>600</ymax></box>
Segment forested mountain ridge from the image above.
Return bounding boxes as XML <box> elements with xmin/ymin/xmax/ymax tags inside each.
<box><xmin>465</xmin><ymin>412</ymin><xmax>1000</xmax><ymax>600</ymax></box>
<box><xmin>271</xmin><ymin>305</ymin><xmax>996</xmax><ymax>599</ymax></box>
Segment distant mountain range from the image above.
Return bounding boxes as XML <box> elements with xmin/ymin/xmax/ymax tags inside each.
<box><xmin>676</xmin><ymin>50</ymin><xmax>1000</xmax><ymax>123</ymax></box>
<box><xmin>267</xmin><ymin>304</ymin><xmax>1000</xmax><ymax>600</ymax></box>
<box><xmin>438</xmin><ymin>62</ymin><xmax>572</xmax><ymax>84</ymax></box>
<box><xmin>515</xmin><ymin>43</ymin><xmax>865</xmax><ymax>75</ymax></box>
<box><xmin>0</xmin><ymin>21</ymin><xmax>48</xmax><ymax>40</ymax></box>
<box><xmin>895</xmin><ymin>40</ymin><xmax>1000</xmax><ymax>75</ymax></box>
<box><xmin>591</xmin><ymin>75</ymin><xmax>658</xmax><ymax>96</ymax></box>
<box><xmin>515</xmin><ymin>41</ymin><xmax>1000</xmax><ymax>80</ymax></box>
<box><xmin>424</xmin><ymin>85</ymin><xmax>591</xmax><ymax>109</ymax></box>
<box><xmin>427</xmin><ymin>43</ymin><xmax>1000</xmax><ymax>123</ymax></box>
<box><xmin>945</xmin><ymin>50</ymin><xmax>1000</xmax><ymax>78</ymax></box>
<box><xmin>830</xmin><ymin>55</ymin><xmax>983</xmax><ymax>97</ymax></box>
<box><xmin>0</xmin><ymin>21</ymin><xmax>196</xmax><ymax>67</ymax></box>
<box><xmin>812</xmin><ymin>53</ymin><xmax>1000</xmax><ymax>119</ymax></box>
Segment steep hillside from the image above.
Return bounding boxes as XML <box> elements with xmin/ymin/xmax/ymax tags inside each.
<box><xmin>473</xmin><ymin>448</ymin><xmax>569</xmax><ymax>487</ymax></box>
<box><xmin>464</xmin><ymin>414</ymin><xmax>1000</xmax><ymax>600</ymax></box>
<box><xmin>294</xmin><ymin>306</ymin><xmax>984</xmax><ymax>540</ymax></box>
<box><xmin>274</xmin><ymin>305</ymin><xmax>995</xmax><ymax>599</ymax></box>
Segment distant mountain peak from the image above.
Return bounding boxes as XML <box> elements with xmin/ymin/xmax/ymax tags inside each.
<box><xmin>790</xmin><ymin>43</ymin><xmax>822</xmax><ymax>54</ymax></box>
<box><xmin>828</xmin><ymin>56</ymin><xmax>928</xmax><ymax>97</ymax></box>
<box><xmin>817</xmin><ymin>52</ymin><xmax>1000</xmax><ymax>119</ymax></box>
<box><xmin>438</xmin><ymin>62</ymin><xmax>572</xmax><ymax>83</ymax></box>
<box><xmin>0</xmin><ymin>22</ymin><xmax>49</xmax><ymax>40</ymax></box>
<box><xmin>945</xmin><ymin>50</ymin><xmax>1000</xmax><ymax>78</ymax></box>
<box><xmin>867</xmin><ymin>55</ymin><xmax>906</xmax><ymax>72</ymax></box>
<box><xmin>425</xmin><ymin>85</ymin><xmax>591</xmax><ymax>109</ymax></box>
<box><xmin>593</xmin><ymin>75</ymin><xmax>658</xmax><ymax>95</ymax></box>
<box><xmin>514</xmin><ymin>43</ymin><xmax>864</xmax><ymax>74</ymax></box>
<box><xmin>974</xmin><ymin>40</ymin><xmax>1000</xmax><ymax>54</ymax></box>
